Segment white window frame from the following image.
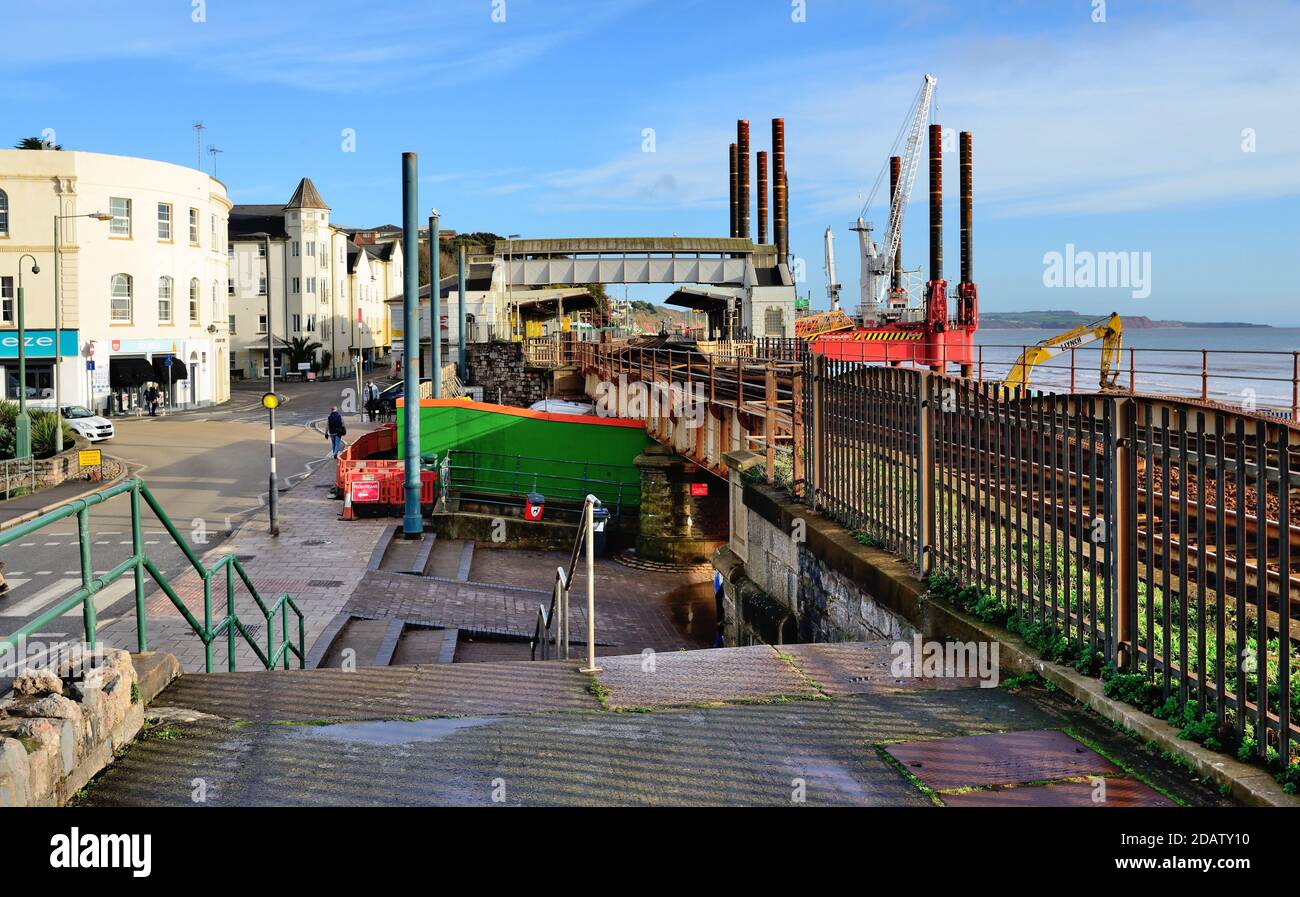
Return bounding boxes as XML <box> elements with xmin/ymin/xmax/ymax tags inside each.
<box><xmin>257</xmin><ymin>314</ymin><xmax>268</xmax><ymax>334</ymax></box>
<box><xmin>157</xmin><ymin>203</ymin><xmax>172</xmax><ymax>240</ymax></box>
<box><xmin>188</xmin><ymin>208</ymin><xmax>199</xmax><ymax>244</ymax></box>
<box><xmin>0</xmin><ymin>189</ymin><xmax>8</xmax><ymax>236</ymax></box>
<box><xmin>109</xmin><ymin>198</ymin><xmax>131</xmax><ymax>237</ymax></box>
<box><xmin>158</xmin><ymin>276</ymin><xmax>173</xmax><ymax>323</ymax></box>
<box><xmin>0</xmin><ymin>276</ymin><xmax>13</xmax><ymax>323</ymax></box>
<box><xmin>111</xmin><ymin>273</ymin><xmax>133</xmax><ymax>322</ymax></box>
<box><xmin>189</xmin><ymin>278</ymin><xmax>200</xmax><ymax>323</ymax></box>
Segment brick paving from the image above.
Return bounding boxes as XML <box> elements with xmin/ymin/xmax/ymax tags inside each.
<box><xmin>95</xmin><ymin>466</ymin><xmax>389</xmax><ymax>673</ymax></box>
<box><xmin>342</xmin><ymin>547</ymin><xmax>715</xmax><ymax>655</ymax></box>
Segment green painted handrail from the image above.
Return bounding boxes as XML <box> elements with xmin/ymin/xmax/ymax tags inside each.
<box><xmin>0</xmin><ymin>478</ymin><xmax>304</xmax><ymax>673</ymax></box>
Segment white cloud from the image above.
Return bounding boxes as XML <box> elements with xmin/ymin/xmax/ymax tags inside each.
<box><xmin>509</xmin><ymin>6</ymin><xmax>1300</xmax><ymax>225</ymax></box>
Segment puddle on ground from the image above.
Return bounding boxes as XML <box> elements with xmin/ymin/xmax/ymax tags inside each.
<box><xmin>660</xmin><ymin>580</ymin><xmax>718</xmax><ymax>647</ymax></box>
<box><xmin>294</xmin><ymin>717</ymin><xmax>498</xmax><ymax>746</ymax></box>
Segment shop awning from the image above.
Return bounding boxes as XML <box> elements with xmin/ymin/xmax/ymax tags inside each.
<box><xmin>153</xmin><ymin>355</ymin><xmax>188</xmax><ymax>382</ymax></box>
<box><xmin>109</xmin><ymin>357</ymin><xmax>156</xmax><ymax>388</ymax></box>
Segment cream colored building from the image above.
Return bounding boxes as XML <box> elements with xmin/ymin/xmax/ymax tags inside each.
<box><xmin>0</xmin><ymin>149</ymin><xmax>231</xmax><ymax>412</ymax></box>
<box><xmin>228</xmin><ymin>179</ymin><xmax>398</xmax><ymax>379</ymax></box>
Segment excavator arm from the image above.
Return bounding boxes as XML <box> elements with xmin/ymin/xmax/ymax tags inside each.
<box><xmin>1002</xmin><ymin>313</ymin><xmax>1123</xmax><ymax>391</ymax></box>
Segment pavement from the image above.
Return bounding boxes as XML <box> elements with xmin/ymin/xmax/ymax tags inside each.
<box><xmin>78</xmin><ymin>641</ymin><xmax>1238</xmax><ymax>807</ymax></box>
<box><xmin>0</xmin><ymin>379</ymin><xmax>386</xmax><ymax>678</ymax></box>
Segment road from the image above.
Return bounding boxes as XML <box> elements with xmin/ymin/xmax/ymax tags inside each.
<box><xmin>0</xmin><ymin>377</ymin><xmax>384</xmax><ymax>673</ymax></box>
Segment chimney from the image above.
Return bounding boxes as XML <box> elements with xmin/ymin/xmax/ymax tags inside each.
<box><xmin>737</xmin><ymin>120</ymin><xmax>751</xmax><ymax>240</ymax></box>
<box><xmin>924</xmin><ymin>123</ymin><xmax>948</xmax><ymax>334</ymax></box>
<box><xmin>889</xmin><ymin>155</ymin><xmax>902</xmax><ymax>294</ymax></box>
<box><xmin>928</xmin><ymin>124</ymin><xmax>942</xmax><ymax>284</ymax></box>
<box><xmin>728</xmin><ymin>142</ymin><xmax>739</xmax><ymax>238</ymax></box>
<box><xmin>772</xmin><ymin>118</ymin><xmax>787</xmax><ymax>260</ymax></box>
<box><xmin>957</xmin><ymin>130</ymin><xmax>978</xmax><ymax>327</ymax></box>
<box><xmin>959</xmin><ymin>130</ymin><xmax>972</xmax><ymax>285</ymax></box>
<box><xmin>756</xmin><ymin>150</ymin><xmax>769</xmax><ymax>244</ymax></box>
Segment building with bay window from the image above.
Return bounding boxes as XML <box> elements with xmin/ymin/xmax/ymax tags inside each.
<box><xmin>0</xmin><ymin>149</ymin><xmax>231</xmax><ymax>413</ymax></box>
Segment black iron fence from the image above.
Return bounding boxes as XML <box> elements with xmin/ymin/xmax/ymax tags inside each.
<box><xmin>802</xmin><ymin>354</ymin><xmax>1299</xmax><ymax>767</ymax></box>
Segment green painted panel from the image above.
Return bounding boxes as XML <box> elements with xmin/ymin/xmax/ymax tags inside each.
<box><xmin>398</xmin><ymin>403</ymin><xmax>650</xmax><ymax>508</ymax></box>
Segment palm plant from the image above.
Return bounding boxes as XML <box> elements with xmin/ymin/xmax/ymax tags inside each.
<box><xmin>15</xmin><ymin>136</ymin><xmax>63</xmax><ymax>150</ymax></box>
<box><xmin>285</xmin><ymin>336</ymin><xmax>322</xmax><ymax>373</ymax></box>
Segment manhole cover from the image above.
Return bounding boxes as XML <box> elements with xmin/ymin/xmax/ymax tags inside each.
<box><xmin>308</xmin><ymin>580</ymin><xmax>344</xmax><ymax>588</ymax></box>
<box><xmin>885</xmin><ymin>729</ymin><xmax>1119</xmax><ymax>792</ymax></box>
<box><xmin>941</xmin><ymin>777</ymin><xmax>1174</xmax><ymax>808</ymax></box>
<box><xmin>301</xmin><ymin>539</ymin><xmax>330</xmax><ymax>546</ymax></box>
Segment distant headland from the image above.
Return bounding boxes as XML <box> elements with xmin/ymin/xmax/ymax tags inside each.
<box><xmin>980</xmin><ymin>310</ymin><xmax>1270</xmax><ymax>330</ymax></box>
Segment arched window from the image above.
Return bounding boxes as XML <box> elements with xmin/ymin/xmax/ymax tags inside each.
<box><xmin>158</xmin><ymin>276</ymin><xmax>173</xmax><ymax>322</ymax></box>
<box><xmin>189</xmin><ymin>278</ymin><xmax>200</xmax><ymax>323</ymax></box>
<box><xmin>0</xmin><ymin>189</ymin><xmax>8</xmax><ymax>236</ymax></box>
<box><xmin>111</xmin><ymin>274</ymin><xmax>133</xmax><ymax>322</ymax></box>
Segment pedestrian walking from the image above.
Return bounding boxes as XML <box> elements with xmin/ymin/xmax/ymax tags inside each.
<box><xmin>327</xmin><ymin>406</ymin><xmax>347</xmax><ymax>457</ymax></box>
<box><xmin>144</xmin><ymin>384</ymin><xmax>159</xmax><ymax>416</ymax></box>
<box><xmin>364</xmin><ymin>382</ymin><xmax>378</xmax><ymax>422</ymax></box>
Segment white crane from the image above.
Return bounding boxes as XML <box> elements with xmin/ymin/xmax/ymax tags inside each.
<box><xmin>823</xmin><ymin>227</ymin><xmax>841</xmax><ymax>311</ymax></box>
<box><xmin>854</xmin><ymin>74</ymin><xmax>936</xmax><ymax>323</ymax></box>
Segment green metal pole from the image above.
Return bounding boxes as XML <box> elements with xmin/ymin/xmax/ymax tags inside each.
<box><xmin>130</xmin><ymin>485</ymin><xmax>147</xmax><ymax>652</ymax></box>
<box><xmin>400</xmin><ymin>153</ymin><xmax>423</xmax><ymax>538</ymax></box>
<box><xmin>77</xmin><ymin>507</ymin><xmax>96</xmax><ymax>646</ymax></box>
<box><xmin>429</xmin><ymin>212</ymin><xmax>441</xmax><ymax>399</ymax></box>
<box><xmin>457</xmin><ymin>244</ymin><xmax>468</xmax><ymax>379</ymax></box>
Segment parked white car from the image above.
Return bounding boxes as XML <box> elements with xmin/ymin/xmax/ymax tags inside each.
<box><xmin>528</xmin><ymin>399</ymin><xmax>595</xmax><ymax>416</ymax></box>
<box><xmin>61</xmin><ymin>405</ymin><xmax>115</xmax><ymax>442</ymax></box>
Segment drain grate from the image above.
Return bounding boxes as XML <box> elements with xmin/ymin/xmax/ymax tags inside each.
<box><xmin>308</xmin><ymin>580</ymin><xmax>345</xmax><ymax>588</ymax></box>
<box><xmin>301</xmin><ymin>539</ymin><xmax>330</xmax><ymax>546</ymax></box>
<box><xmin>236</xmin><ymin>554</ymin><xmax>256</xmax><ymax>563</ymax></box>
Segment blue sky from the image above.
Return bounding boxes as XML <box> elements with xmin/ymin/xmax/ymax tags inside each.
<box><xmin>6</xmin><ymin>0</ymin><xmax>1300</xmax><ymax>324</ymax></box>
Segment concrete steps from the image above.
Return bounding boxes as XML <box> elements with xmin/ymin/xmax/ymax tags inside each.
<box><xmin>149</xmin><ymin>658</ymin><xmax>598</xmax><ymax>722</ymax></box>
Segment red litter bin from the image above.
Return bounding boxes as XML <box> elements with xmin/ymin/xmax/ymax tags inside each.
<box><xmin>524</xmin><ymin>492</ymin><xmax>545</xmax><ymax>521</ymax></box>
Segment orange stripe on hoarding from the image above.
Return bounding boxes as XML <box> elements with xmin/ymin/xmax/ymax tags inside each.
<box><xmin>401</xmin><ymin>397</ymin><xmax>647</xmax><ymax>429</ymax></box>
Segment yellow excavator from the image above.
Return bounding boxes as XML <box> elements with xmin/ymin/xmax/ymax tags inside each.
<box><xmin>1001</xmin><ymin>312</ymin><xmax>1123</xmax><ymax>391</ymax></box>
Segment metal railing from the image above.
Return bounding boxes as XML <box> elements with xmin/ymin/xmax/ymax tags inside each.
<box><xmin>438</xmin><ymin>449</ymin><xmax>635</xmax><ymax>518</ymax></box>
<box><xmin>532</xmin><ymin>494</ymin><xmax>601</xmax><ymax>673</ymax></box>
<box><xmin>801</xmin><ymin>354</ymin><xmax>1300</xmax><ymax>766</ymax></box>
<box><xmin>0</xmin><ymin>478</ymin><xmax>304</xmax><ymax>674</ymax></box>
<box><xmin>0</xmin><ymin>456</ymin><xmax>36</xmax><ymax>500</ymax></box>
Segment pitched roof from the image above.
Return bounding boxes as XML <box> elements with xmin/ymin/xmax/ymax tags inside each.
<box><xmin>363</xmin><ymin>242</ymin><xmax>397</xmax><ymax>262</ymax></box>
<box><xmin>229</xmin><ymin>205</ymin><xmax>289</xmax><ymax>240</ymax></box>
<box><xmin>284</xmin><ymin>177</ymin><xmax>330</xmax><ymax>211</ymax></box>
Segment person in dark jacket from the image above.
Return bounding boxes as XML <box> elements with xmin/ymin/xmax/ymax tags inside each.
<box><xmin>144</xmin><ymin>384</ymin><xmax>159</xmax><ymax>416</ymax></box>
<box><xmin>327</xmin><ymin>406</ymin><xmax>347</xmax><ymax>457</ymax></box>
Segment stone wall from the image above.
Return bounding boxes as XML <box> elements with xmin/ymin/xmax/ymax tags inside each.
<box><xmin>0</xmin><ymin>648</ymin><xmax>143</xmax><ymax>806</ymax></box>
<box><xmin>714</xmin><ymin>483</ymin><xmax>915</xmax><ymax>647</ymax></box>
<box><xmin>466</xmin><ymin>342</ymin><xmax>549</xmax><ymax>408</ymax></box>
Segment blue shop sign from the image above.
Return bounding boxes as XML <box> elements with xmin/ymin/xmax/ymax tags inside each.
<box><xmin>0</xmin><ymin>330</ymin><xmax>81</xmax><ymax>359</ymax></box>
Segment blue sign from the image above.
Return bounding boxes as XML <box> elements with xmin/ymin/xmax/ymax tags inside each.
<box><xmin>163</xmin><ymin>354</ymin><xmax>173</xmax><ymax>367</ymax></box>
<box><xmin>0</xmin><ymin>330</ymin><xmax>80</xmax><ymax>359</ymax></box>
<box><xmin>86</xmin><ymin>360</ymin><xmax>95</xmax><ymax>371</ymax></box>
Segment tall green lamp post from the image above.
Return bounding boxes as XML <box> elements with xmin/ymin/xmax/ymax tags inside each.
<box><xmin>53</xmin><ymin>210</ymin><xmax>113</xmax><ymax>453</ymax></box>
<box><xmin>13</xmin><ymin>254</ymin><xmax>40</xmax><ymax>459</ymax></box>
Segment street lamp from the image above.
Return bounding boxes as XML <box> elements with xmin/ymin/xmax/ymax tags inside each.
<box><xmin>54</xmin><ymin>210</ymin><xmax>113</xmax><ymax>452</ymax></box>
<box><xmin>13</xmin><ymin>254</ymin><xmax>40</xmax><ymax>459</ymax></box>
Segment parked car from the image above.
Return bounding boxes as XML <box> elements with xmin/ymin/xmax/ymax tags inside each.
<box><xmin>61</xmin><ymin>405</ymin><xmax>115</xmax><ymax>442</ymax></box>
<box><xmin>528</xmin><ymin>399</ymin><xmax>595</xmax><ymax>416</ymax></box>
<box><xmin>377</xmin><ymin>378</ymin><xmax>431</xmax><ymax>414</ymax></box>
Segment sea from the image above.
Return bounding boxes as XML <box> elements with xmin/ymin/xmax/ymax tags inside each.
<box><xmin>973</xmin><ymin>327</ymin><xmax>1300</xmax><ymax>412</ymax></box>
